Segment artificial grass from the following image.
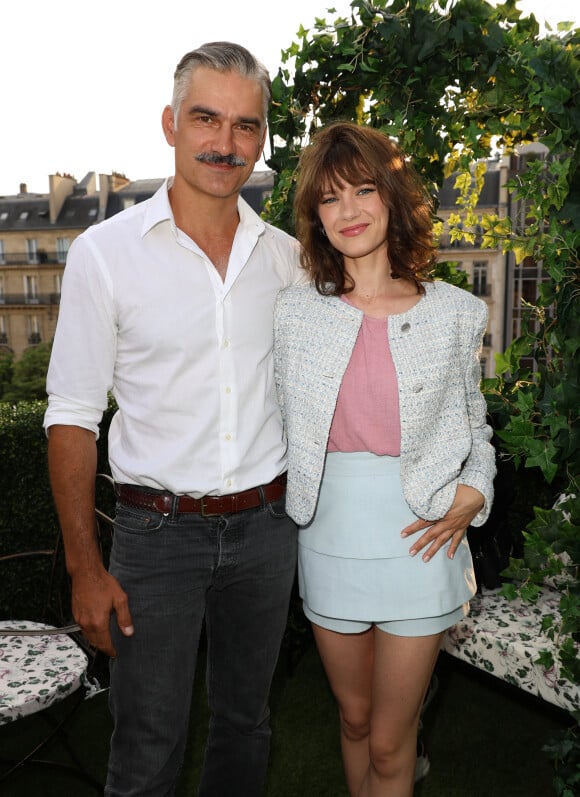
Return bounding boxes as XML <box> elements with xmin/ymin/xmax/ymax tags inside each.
<box><xmin>0</xmin><ymin>644</ymin><xmax>570</xmax><ymax>796</ymax></box>
<box><xmin>266</xmin><ymin>648</ymin><xmax>569</xmax><ymax>797</ymax></box>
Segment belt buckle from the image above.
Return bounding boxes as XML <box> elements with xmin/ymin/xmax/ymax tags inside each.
<box><xmin>200</xmin><ymin>497</ymin><xmax>217</xmax><ymax>517</ymax></box>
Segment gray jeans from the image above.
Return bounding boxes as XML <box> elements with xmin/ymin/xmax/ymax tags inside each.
<box><xmin>104</xmin><ymin>494</ymin><xmax>297</xmax><ymax>797</ymax></box>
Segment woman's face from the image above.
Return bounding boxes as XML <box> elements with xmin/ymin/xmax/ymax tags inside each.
<box><xmin>318</xmin><ymin>178</ymin><xmax>389</xmax><ymax>265</ymax></box>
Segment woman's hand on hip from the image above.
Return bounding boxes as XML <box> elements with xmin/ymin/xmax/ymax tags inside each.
<box><xmin>401</xmin><ymin>484</ymin><xmax>485</xmax><ymax>562</ymax></box>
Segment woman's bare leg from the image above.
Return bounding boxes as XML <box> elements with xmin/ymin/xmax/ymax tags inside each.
<box><xmin>359</xmin><ymin>628</ymin><xmax>443</xmax><ymax>796</ymax></box>
<box><xmin>313</xmin><ymin>622</ymin><xmax>443</xmax><ymax>797</ymax></box>
<box><xmin>312</xmin><ymin>623</ymin><xmax>375</xmax><ymax>795</ymax></box>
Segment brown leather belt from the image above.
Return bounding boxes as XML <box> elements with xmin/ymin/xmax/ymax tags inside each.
<box><xmin>115</xmin><ymin>473</ymin><xmax>287</xmax><ymax>517</ymax></box>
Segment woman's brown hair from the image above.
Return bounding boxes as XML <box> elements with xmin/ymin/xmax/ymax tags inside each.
<box><xmin>293</xmin><ymin>121</ymin><xmax>437</xmax><ymax>296</ymax></box>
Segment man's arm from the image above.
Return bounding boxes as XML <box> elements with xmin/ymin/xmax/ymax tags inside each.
<box><xmin>47</xmin><ymin>424</ymin><xmax>133</xmax><ymax>657</ymax></box>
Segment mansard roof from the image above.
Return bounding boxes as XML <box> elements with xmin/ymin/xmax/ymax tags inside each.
<box><xmin>0</xmin><ymin>171</ymin><xmax>275</xmax><ymax>230</ymax></box>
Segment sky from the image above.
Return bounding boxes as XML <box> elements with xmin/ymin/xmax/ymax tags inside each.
<box><xmin>1</xmin><ymin>0</ymin><xmax>578</xmax><ymax>197</ymax></box>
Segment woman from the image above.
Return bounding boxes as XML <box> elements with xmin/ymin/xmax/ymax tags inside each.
<box><xmin>274</xmin><ymin>122</ymin><xmax>495</xmax><ymax>797</ymax></box>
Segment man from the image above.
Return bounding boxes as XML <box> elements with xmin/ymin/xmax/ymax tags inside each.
<box><xmin>44</xmin><ymin>42</ymin><xmax>302</xmax><ymax>797</ymax></box>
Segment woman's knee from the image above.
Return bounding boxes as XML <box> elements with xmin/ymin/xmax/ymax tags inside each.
<box><xmin>367</xmin><ymin>732</ymin><xmax>414</xmax><ymax>778</ymax></box>
<box><xmin>338</xmin><ymin>702</ymin><xmax>371</xmax><ymax>742</ymax></box>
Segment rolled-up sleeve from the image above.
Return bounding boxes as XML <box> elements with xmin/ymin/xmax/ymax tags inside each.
<box><xmin>44</xmin><ymin>234</ymin><xmax>117</xmax><ymax>437</ymax></box>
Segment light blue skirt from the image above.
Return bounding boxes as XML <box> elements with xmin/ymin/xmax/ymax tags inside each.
<box><xmin>298</xmin><ymin>452</ymin><xmax>476</xmax><ymax>628</ymax></box>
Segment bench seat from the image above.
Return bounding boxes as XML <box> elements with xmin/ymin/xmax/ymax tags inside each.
<box><xmin>441</xmin><ymin>586</ymin><xmax>580</xmax><ymax>713</ymax></box>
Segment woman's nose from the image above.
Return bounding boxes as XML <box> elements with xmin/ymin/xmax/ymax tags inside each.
<box><xmin>341</xmin><ymin>198</ymin><xmax>360</xmax><ymax>220</ymax></box>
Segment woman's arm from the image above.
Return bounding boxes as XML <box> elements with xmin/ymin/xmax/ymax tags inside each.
<box><xmin>401</xmin><ymin>297</ymin><xmax>496</xmax><ymax>561</ymax></box>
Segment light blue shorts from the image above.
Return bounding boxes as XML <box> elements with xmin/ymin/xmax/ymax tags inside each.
<box><xmin>303</xmin><ymin>601</ymin><xmax>468</xmax><ymax>637</ymax></box>
<box><xmin>298</xmin><ymin>452</ymin><xmax>476</xmax><ymax>638</ymax></box>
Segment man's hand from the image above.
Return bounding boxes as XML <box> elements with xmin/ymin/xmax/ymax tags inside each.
<box><xmin>47</xmin><ymin>425</ymin><xmax>133</xmax><ymax>657</ymax></box>
<box><xmin>71</xmin><ymin>568</ymin><xmax>134</xmax><ymax>657</ymax></box>
<box><xmin>401</xmin><ymin>484</ymin><xmax>485</xmax><ymax>562</ymax></box>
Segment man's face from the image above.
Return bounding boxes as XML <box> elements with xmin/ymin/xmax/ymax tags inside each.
<box><xmin>163</xmin><ymin>66</ymin><xmax>267</xmax><ymax>201</ymax></box>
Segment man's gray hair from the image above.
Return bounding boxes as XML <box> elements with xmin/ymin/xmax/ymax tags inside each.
<box><xmin>171</xmin><ymin>41</ymin><xmax>272</xmax><ymax>127</ymax></box>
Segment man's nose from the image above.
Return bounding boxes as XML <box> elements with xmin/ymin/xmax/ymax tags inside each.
<box><xmin>214</xmin><ymin>124</ymin><xmax>235</xmax><ymax>153</ymax></box>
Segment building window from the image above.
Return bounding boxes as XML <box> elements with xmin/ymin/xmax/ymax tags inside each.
<box><xmin>24</xmin><ymin>275</ymin><xmax>38</xmax><ymax>303</ymax></box>
<box><xmin>26</xmin><ymin>238</ymin><xmax>38</xmax><ymax>264</ymax></box>
<box><xmin>473</xmin><ymin>261</ymin><xmax>488</xmax><ymax>297</ymax></box>
<box><xmin>480</xmin><ymin>357</ymin><xmax>487</xmax><ymax>380</ymax></box>
<box><xmin>511</xmin><ymin>256</ymin><xmax>549</xmax><ymax>341</ymax></box>
<box><xmin>0</xmin><ymin>276</ymin><xmax>4</xmax><ymax>303</ymax></box>
<box><xmin>52</xmin><ymin>273</ymin><xmax>62</xmax><ymax>305</ymax></box>
<box><xmin>27</xmin><ymin>315</ymin><xmax>41</xmax><ymax>344</ymax></box>
<box><xmin>0</xmin><ymin>315</ymin><xmax>7</xmax><ymax>344</ymax></box>
<box><xmin>56</xmin><ymin>237</ymin><xmax>70</xmax><ymax>264</ymax></box>
<box><xmin>0</xmin><ymin>239</ymin><xmax>4</xmax><ymax>264</ymax></box>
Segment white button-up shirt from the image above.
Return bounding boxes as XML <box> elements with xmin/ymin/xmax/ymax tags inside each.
<box><xmin>44</xmin><ymin>181</ymin><xmax>303</xmax><ymax>497</ymax></box>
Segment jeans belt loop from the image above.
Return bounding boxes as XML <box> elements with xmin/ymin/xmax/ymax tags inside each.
<box><xmin>170</xmin><ymin>493</ymin><xmax>180</xmax><ymax>521</ymax></box>
<box><xmin>256</xmin><ymin>484</ymin><xmax>266</xmax><ymax>510</ymax></box>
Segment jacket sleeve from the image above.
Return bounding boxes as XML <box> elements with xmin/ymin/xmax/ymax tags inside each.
<box><xmin>457</xmin><ymin>299</ymin><xmax>496</xmax><ymax>526</ymax></box>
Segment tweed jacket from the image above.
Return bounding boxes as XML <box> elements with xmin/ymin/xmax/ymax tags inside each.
<box><xmin>274</xmin><ymin>280</ymin><xmax>496</xmax><ymax>527</ymax></box>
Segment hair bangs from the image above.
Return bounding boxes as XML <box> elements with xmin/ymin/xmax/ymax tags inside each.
<box><xmin>316</xmin><ymin>144</ymin><xmax>373</xmax><ymax>199</ymax></box>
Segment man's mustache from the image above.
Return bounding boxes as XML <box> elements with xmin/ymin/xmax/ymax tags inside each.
<box><xmin>195</xmin><ymin>152</ymin><xmax>248</xmax><ymax>167</ymax></box>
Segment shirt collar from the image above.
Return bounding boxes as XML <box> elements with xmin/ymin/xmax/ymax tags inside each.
<box><xmin>140</xmin><ymin>177</ymin><xmax>266</xmax><ymax>239</ymax></box>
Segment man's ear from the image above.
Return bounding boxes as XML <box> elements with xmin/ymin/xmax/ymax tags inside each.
<box><xmin>256</xmin><ymin>126</ymin><xmax>267</xmax><ymax>162</ymax></box>
<box><xmin>161</xmin><ymin>105</ymin><xmax>176</xmax><ymax>147</ymax></box>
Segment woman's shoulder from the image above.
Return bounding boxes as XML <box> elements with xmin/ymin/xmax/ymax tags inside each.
<box><xmin>278</xmin><ymin>281</ymin><xmax>317</xmax><ymax>299</ymax></box>
<box><xmin>276</xmin><ymin>283</ymin><xmax>349</xmax><ymax>311</ymax></box>
<box><xmin>423</xmin><ymin>280</ymin><xmax>487</xmax><ymax>315</ymax></box>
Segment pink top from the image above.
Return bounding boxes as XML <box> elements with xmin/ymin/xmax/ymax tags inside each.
<box><xmin>327</xmin><ymin>300</ymin><xmax>401</xmax><ymax>456</ymax></box>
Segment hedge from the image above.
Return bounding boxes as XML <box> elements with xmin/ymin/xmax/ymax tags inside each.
<box><xmin>0</xmin><ymin>400</ymin><xmax>114</xmax><ymax>619</ymax></box>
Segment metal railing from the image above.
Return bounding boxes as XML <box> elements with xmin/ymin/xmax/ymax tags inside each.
<box><xmin>0</xmin><ymin>252</ymin><xmax>66</xmax><ymax>266</ymax></box>
<box><xmin>0</xmin><ymin>293</ymin><xmax>60</xmax><ymax>306</ymax></box>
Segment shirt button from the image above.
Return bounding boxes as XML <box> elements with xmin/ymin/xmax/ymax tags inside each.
<box><xmin>401</xmin><ymin>322</ymin><xmax>411</xmax><ymax>332</ymax></box>
<box><xmin>223</xmin><ymin>339</ymin><xmax>230</xmax><ymax>348</ymax></box>
<box><xmin>225</xmin><ymin>479</ymin><xmax>232</xmax><ymax>488</ymax></box>
<box><xmin>225</xmin><ymin>387</ymin><xmax>232</xmax><ymax>394</ymax></box>
<box><xmin>225</xmin><ymin>433</ymin><xmax>232</xmax><ymax>441</ymax></box>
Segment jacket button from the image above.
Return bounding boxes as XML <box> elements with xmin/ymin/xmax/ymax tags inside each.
<box><xmin>401</xmin><ymin>322</ymin><xmax>411</xmax><ymax>332</ymax></box>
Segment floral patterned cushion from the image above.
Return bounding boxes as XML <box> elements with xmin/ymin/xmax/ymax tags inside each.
<box><xmin>0</xmin><ymin>621</ymin><xmax>89</xmax><ymax>725</ymax></box>
<box><xmin>442</xmin><ymin>586</ymin><xmax>580</xmax><ymax>713</ymax></box>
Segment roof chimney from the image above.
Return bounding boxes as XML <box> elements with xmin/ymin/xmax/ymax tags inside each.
<box><xmin>19</xmin><ymin>183</ymin><xmax>27</xmax><ymax>194</ymax></box>
<box><xmin>49</xmin><ymin>174</ymin><xmax>75</xmax><ymax>223</ymax></box>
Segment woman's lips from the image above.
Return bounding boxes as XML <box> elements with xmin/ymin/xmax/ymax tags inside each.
<box><xmin>340</xmin><ymin>224</ymin><xmax>369</xmax><ymax>237</ymax></box>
